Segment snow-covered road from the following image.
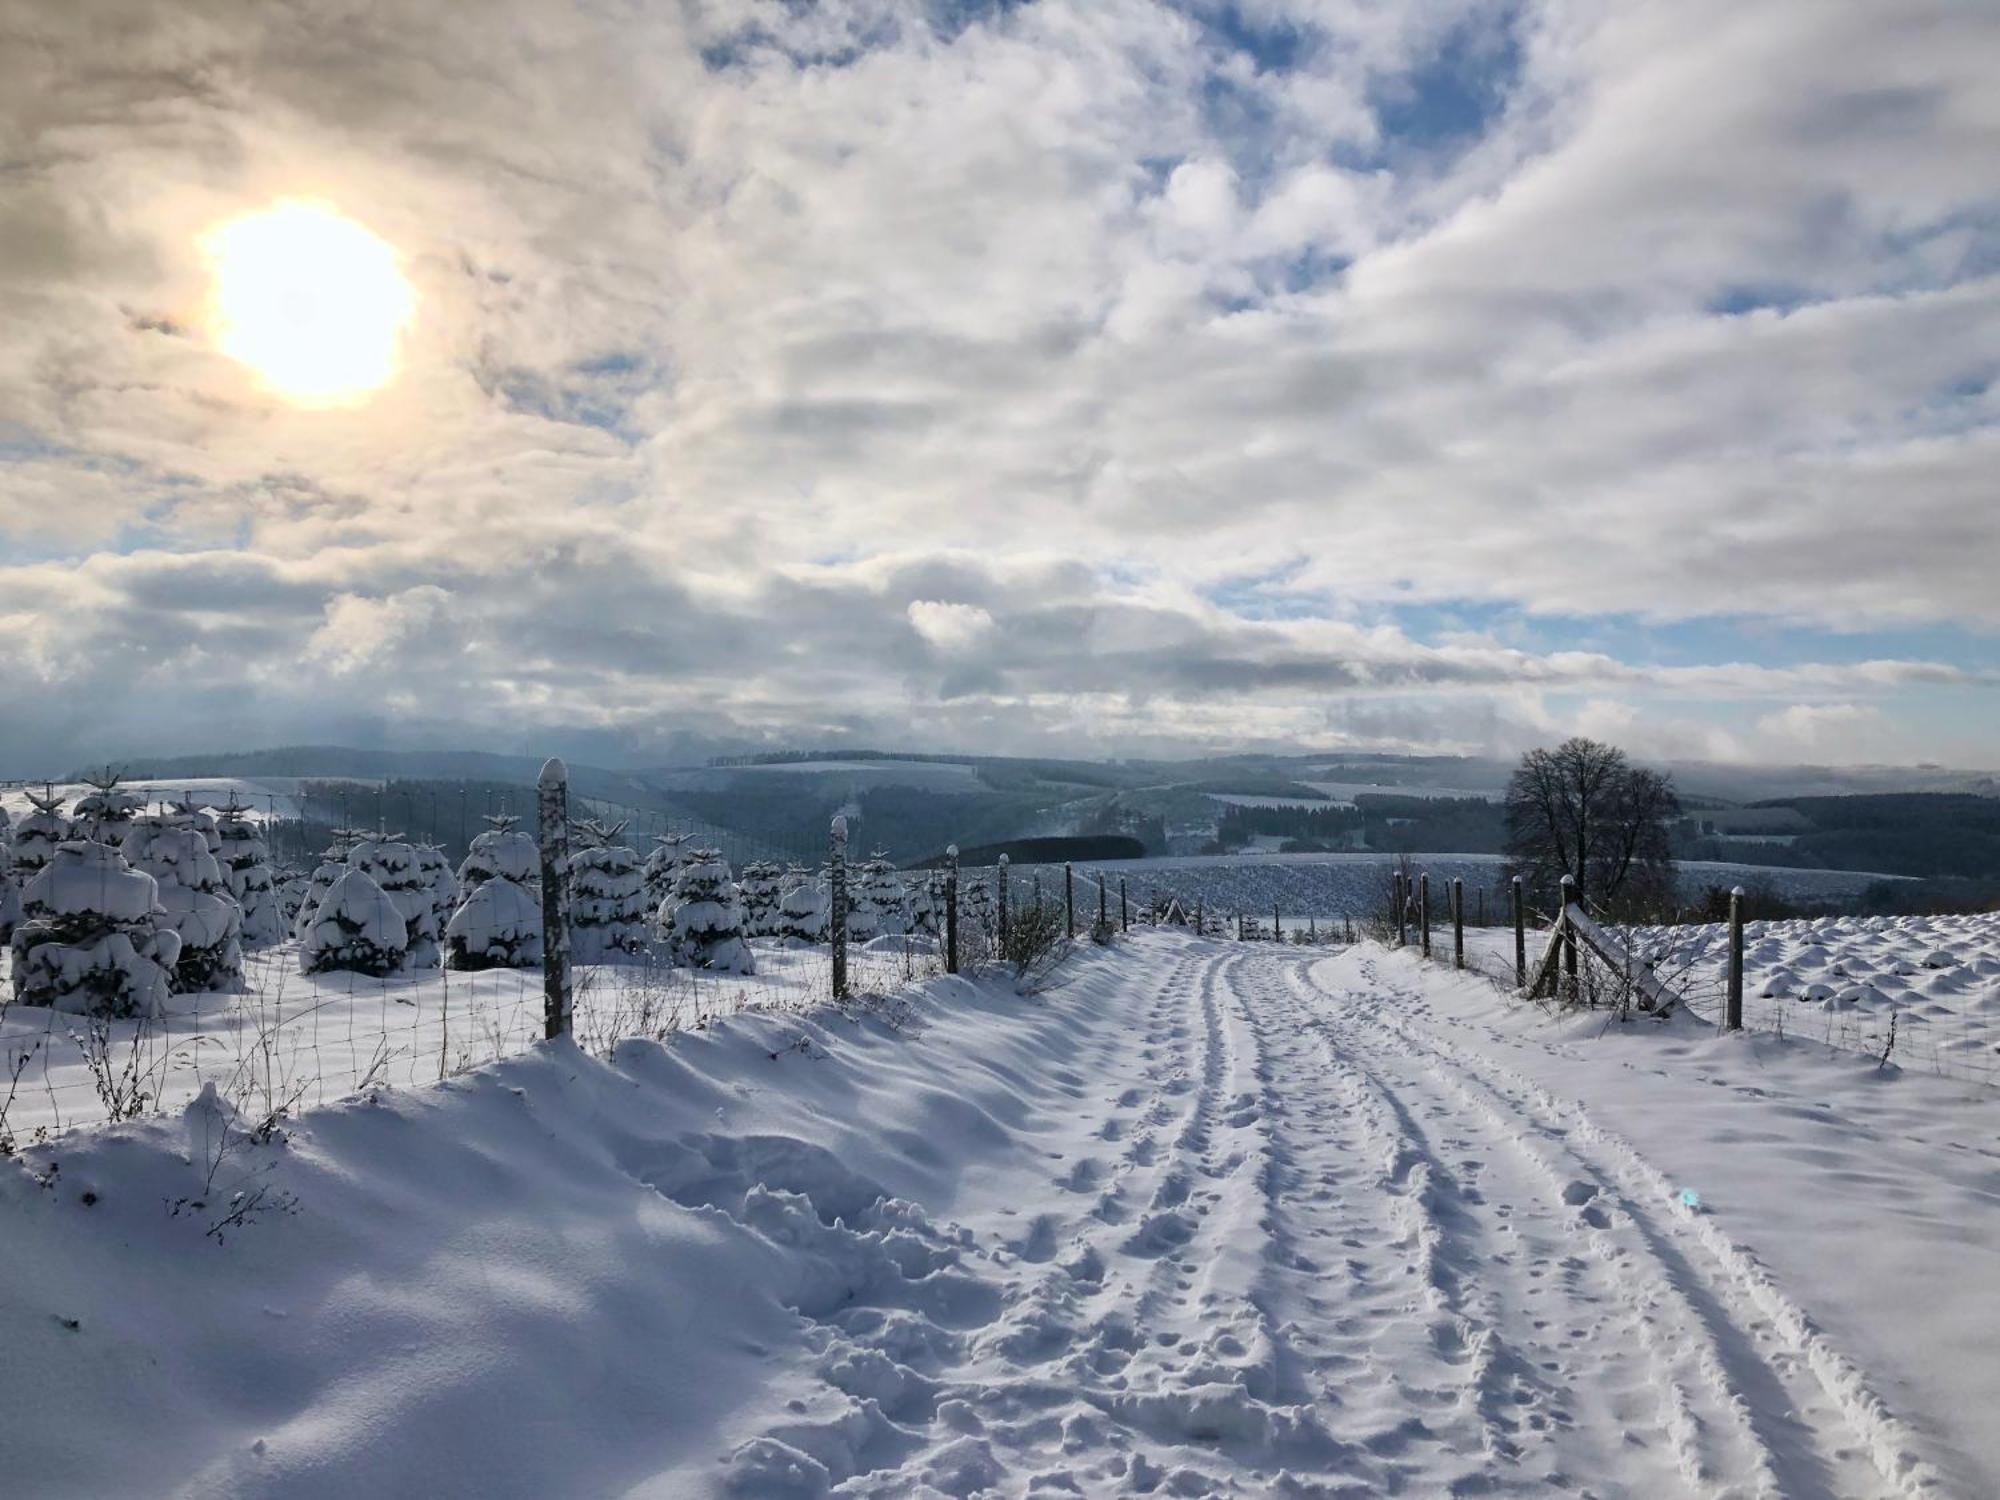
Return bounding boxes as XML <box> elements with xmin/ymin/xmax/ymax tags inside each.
<box><xmin>4</xmin><ymin>932</ymin><xmax>1985</xmax><ymax>1497</ymax></box>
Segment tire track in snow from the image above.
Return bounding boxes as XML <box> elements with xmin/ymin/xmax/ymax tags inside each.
<box><xmin>1304</xmin><ymin>949</ymin><xmax>1945</xmax><ymax>1499</ymax></box>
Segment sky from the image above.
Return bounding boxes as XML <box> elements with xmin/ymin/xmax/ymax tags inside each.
<box><xmin>0</xmin><ymin>0</ymin><xmax>1995</xmax><ymax>775</ymax></box>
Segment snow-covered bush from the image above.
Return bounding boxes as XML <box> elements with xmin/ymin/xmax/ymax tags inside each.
<box><xmin>11</xmin><ymin>790</ymin><xmax>70</xmax><ymax>877</ymax></box>
<box><xmin>642</xmin><ymin>832</ymin><xmax>693</xmax><ymax>915</ymax></box>
<box><xmin>70</xmin><ymin>773</ymin><xmax>143</xmax><ymax>848</ymax></box>
<box><xmin>737</xmin><ymin>860</ymin><xmax>786</xmax><ymax>938</ymax></box>
<box><xmin>349</xmin><ymin>838</ymin><xmax>440</xmax><ymax>967</ymax></box>
<box><xmin>213</xmin><ymin>806</ymin><xmax>287</xmax><ymax>949</ymax></box>
<box><xmin>9</xmin><ymin>841</ymin><xmax>183</xmax><ymax>1017</ymax></box>
<box><xmin>301</xmin><ymin>868</ymin><xmax>410</xmax><ymax>977</ymax></box>
<box><xmin>775</xmin><ymin>867</ymin><xmax>826</xmax><ymax>944</ymax></box>
<box><xmin>961</xmin><ymin>876</ymin><xmax>994</xmax><ymax>941</ymax></box>
<box><xmin>665</xmin><ymin>849</ymin><xmax>755</xmax><ymax>973</ymax></box>
<box><xmin>121</xmin><ymin>813</ymin><xmax>245</xmax><ymax>993</ymax></box>
<box><xmin>445</xmin><ymin>876</ymin><xmax>543</xmax><ymax>971</ymax></box>
<box><xmin>457</xmin><ymin>815</ymin><xmax>539</xmax><ymax>897</ymax></box>
<box><xmin>567</xmin><ymin>822</ymin><xmax>650</xmax><ymax>963</ymax></box>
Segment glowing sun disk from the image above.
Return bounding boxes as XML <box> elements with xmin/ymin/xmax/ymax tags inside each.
<box><xmin>203</xmin><ymin>201</ymin><xmax>415</xmax><ymax>406</ymax></box>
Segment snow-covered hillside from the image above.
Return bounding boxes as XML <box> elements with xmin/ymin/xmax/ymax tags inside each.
<box><xmin>5</xmin><ymin>933</ymin><xmax>1995</xmax><ymax>1495</ymax></box>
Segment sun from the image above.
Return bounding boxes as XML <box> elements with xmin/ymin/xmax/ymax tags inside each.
<box><xmin>202</xmin><ymin>200</ymin><xmax>416</xmax><ymax>407</ymax></box>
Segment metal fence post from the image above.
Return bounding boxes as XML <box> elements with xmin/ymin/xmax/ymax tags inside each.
<box><xmin>996</xmin><ymin>853</ymin><xmax>1010</xmax><ymax>951</ymax></box>
<box><xmin>1097</xmin><ymin>874</ymin><xmax>1107</xmax><ymax>932</ymax></box>
<box><xmin>1065</xmin><ymin>862</ymin><xmax>1074</xmax><ymax>938</ymax></box>
<box><xmin>1511</xmin><ymin>875</ymin><xmax>1525</xmax><ymax>988</ymax></box>
<box><xmin>537</xmin><ymin>757</ymin><xmax>572</xmax><ymax>1040</ymax></box>
<box><xmin>1726</xmin><ymin>885</ymin><xmax>1745</xmax><ymax>1031</ymax></box>
<box><xmin>1120</xmin><ymin>878</ymin><xmax>1128</xmax><ymax>932</ymax></box>
<box><xmin>1419</xmin><ymin>873</ymin><xmax>1431</xmax><ymax>959</ymax></box>
<box><xmin>944</xmin><ymin>843</ymin><xmax>960</xmax><ymax>975</ymax></box>
<box><xmin>1273</xmin><ymin>900</ymin><xmax>1281</xmax><ymax>943</ymax></box>
<box><xmin>830</xmin><ymin>816</ymin><xmax>849</xmax><ymax>1000</ymax></box>
<box><xmin>1451</xmin><ymin>878</ymin><xmax>1464</xmax><ymax>969</ymax></box>
<box><xmin>1394</xmin><ymin>871</ymin><xmax>1407</xmax><ymax>947</ymax></box>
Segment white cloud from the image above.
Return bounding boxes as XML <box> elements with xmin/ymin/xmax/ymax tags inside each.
<box><xmin>0</xmin><ymin>0</ymin><xmax>1993</xmax><ymax>768</ymax></box>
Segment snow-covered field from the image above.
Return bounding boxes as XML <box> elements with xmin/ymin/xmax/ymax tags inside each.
<box><xmin>1620</xmin><ymin>911</ymin><xmax>2000</xmax><ymax>1085</ymax></box>
<box><xmin>0</xmin><ymin>940</ymin><xmax>935</xmax><ymax>1141</ymax></box>
<box><xmin>988</xmin><ymin>851</ymin><xmax>1902</xmax><ymax>923</ymax></box>
<box><xmin>5</xmin><ymin>932</ymin><xmax>1997</xmax><ymax>1496</ymax></box>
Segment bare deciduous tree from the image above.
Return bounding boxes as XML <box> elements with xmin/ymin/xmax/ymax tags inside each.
<box><xmin>1503</xmin><ymin>737</ymin><xmax>1678</xmax><ymax>918</ymax></box>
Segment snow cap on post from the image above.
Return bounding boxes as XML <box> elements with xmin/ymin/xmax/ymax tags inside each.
<box><xmin>539</xmin><ymin>757</ymin><xmax>568</xmax><ymax>791</ymax></box>
<box><xmin>831</xmin><ymin>814</ymin><xmax>848</xmax><ymax>845</ymax></box>
<box><xmin>945</xmin><ymin>843</ymin><xmax>958</xmax><ymax>860</ymax></box>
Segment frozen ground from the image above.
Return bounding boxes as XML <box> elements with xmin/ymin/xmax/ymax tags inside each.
<box><xmin>5</xmin><ymin>931</ymin><xmax>1995</xmax><ymax>1496</ymax></box>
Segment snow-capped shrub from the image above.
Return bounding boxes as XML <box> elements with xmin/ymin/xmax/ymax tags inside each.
<box><xmin>70</xmin><ymin>773</ymin><xmax>143</xmax><ymax>848</ymax></box>
<box><xmin>0</xmin><ymin>838</ymin><xmax>19</xmax><ymax>944</ymax></box>
<box><xmin>665</xmin><ymin>850</ymin><xmax>755</xmax><ymax>973</ymax></box>
<box><xmin>213</xmin><ymin>806</ymin><xmax>287</xmax><ymax>950</ymax></box>
<box><xmin>11</xmin><ymin>791</ymin><xmax>70</xmax><ymax>877</ymax></box>
<box><xmin>445</xmin><ymin>877</ymin><xmax>543</xmax><ymax>971</ymax></box>
<box><xmin>567</xmin><ymin>824</ymin><xmax>650</xmax><ymax>963</ymax></box>
<box><xmin>121</xmin><ymin>814</ymin><xmax>245</xmax><ymax>993</ymax></box>
<box><xmin>775</xmin><ymin>867</ymin><xmax>826</xmax><ymax>944</ymax></box>
<box><xmin>9</xmin><ymin>841</ymin><xmax>183</xmax><ymax>1016</ymax></box>
<box><xmin>349</xmin><ymin>838</ymin><xmax>439</xmax><ymax>967</ymax></box>
<box><xmin>302</xmin><ymin>868</ymin><xmax>410</xmax><ymax>977</ymax></box>
<box><xmin>737</xmin><ymin>860</ymin><xmax>786</xmax><ymax>938</ymax></box>
<box><xmin>642</xmin><ymin>832</ymin><xmax>693</xmax><ymax>916</ymax></box>
<box><xmin>457</xmin><ymin>815</ymin><xmax>539</xmax><ymax>896</ymax></box>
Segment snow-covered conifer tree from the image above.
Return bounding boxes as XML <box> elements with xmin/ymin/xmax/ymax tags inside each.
<box><xmin>775</xmin><ymin>867</ymin><xmax>826</xmax><ymax>944</ymax></box>
<box><xmin>641</xmin><ymin>832</ymin><xmax>692</xmax><ymax>914</ymax></box>
<box><xmin>456</xmin><ymin>814</ymin><xmax>539</xmax><ymax>898</ymax></box>
<box><xmin>444</xmin><ymin>874</ymin><xmax>542</xmax><ymax>971</ymax></box>
<box><xmin>121</xmin><ymin>812</ymin><xmax>246</xmax><ymax>992</ymax></box>
<box><xmin>736</xmin><ymin>859</ymin><xmax>786</xmax><ymax>938</ymax></box>
<box><xmin>11</xmin><ymin>790</ymin><xmax>70</xmax><ymax>877</ymax></box>
<box><xmin>10</xmin><ymin>840</ymin><xmax>183</xmax><ymax>1016</ymax></box>
<box><xmin>0</xmin><ymin>813</ymin><xmax>21</xmax><ymax>943</ymax></box>
<box><xmin>170</xmin><ymin>800</ymin><xmax>223</xmax><ymax>857</ymax></box>
<box><xmin>70</xmin><ymin>771</ymin><xmax>143</xmax><ymax>848</ymax></box>
<box><xmin>567</xmin><ymin>821</ymin><xmax>650</xmax><ymax>962</ymax></box>
<box><xmin>666</xmin><ymin>848</ymin><xmax>754</xmax><ymax>973</ymax></box>
<box><xmin>906</xmin><ymin>872</ymin><xmax>941</xmax><ymax>939</ymax></box>
<box><xmin>415</xmin><ymin>843</ymin><xmax>459</xmax><ymax>945</ymax></box>
<box><xmin>301</xmin><ymin>867</ymin><xmax>409</xmax><ymax>977</ymax></box>
<box><xmin>348</xmin><ymin>837</ymin><xmax>440</xmax><ymax>967</ymax></box>
<box><xmin>292</xmin><ymin>829</ymin><xmax>359</xmax><ymax>941</ymax></box>
<box><xmin>850</xmin><ymin>853</ymin><xmax>905</xmax><ymax>940</ymax></box>
<box><xmin>213</xmin><ymin>802</ymin><xmax>287</xmax><ymax>949</ymax></box>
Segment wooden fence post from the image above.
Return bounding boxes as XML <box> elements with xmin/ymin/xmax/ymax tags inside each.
<box><xmin>1236</xmin><ymin>911</ymin><xmax>1244</xmax><ymax>941</ymax></box>
<box><xmin>1419</xmin><ymin>873</ymin><xmax>1431</xmax><ymax>959</ymax></box>
<box><xmin>1726</xmin><ymin>885</ymin><xmax>1745</xmax><ymax>1031</ymax></box>
<box><xmin>1097</xmin><ymin>874</ymin><xmax>1107</xmax><ymax>931</ymax></box>
<box><xmin>829</xmin><ymin>816</ymin><xmax>849</xmax><ymax>1000</ymax></box>
<box><xmin>1477</xmin><ymin>888</ymin><xmax>1486</xmax><ymax>927</ymax></box>
<box><xmin>537</xmin><ymin>757</ymin><xmax>572</xmax><ymax>1040</ymax></box>
<box><xmin>996</xmin><ymin>853</ymin><xmax>1010</xmax><ymax>951</ymax></box>
<box><xmin>944</xmin><ymin>843</ymin><xmax>960</xmax><ymax>975</ymax></box>
<box><xmin>1511</xmin><ymin>875</ymin><xmax>1525</xmax><ymax>989</ymax></box>
<box><xmin>1273</xmin><ymin>900</ymin><xmax>1281</xmax><ymax>943</ymax></box>
<box><xmin>1394</xmin><ymin>871</ymin><xmax>1407</xmax><ymax>947</ymax></box>
<box><xmin>1065</xmin><ymin>862</ymin><xmax>1075</xmax><ymax>938</ymax></box>
<box><xmin>1120</xmin><ymin>878</ymin><xmax>1129</xmax><ymax>932</ymax></box>
<box><xmin>1560</xmin><ymin>873</ymin><xmax>1578</xmax><ymax>999</ymax></box>
<box><xmin>1452</xmin><ymin>877</ymin><xmax>1464</xmax><ymax>969</ymax></box>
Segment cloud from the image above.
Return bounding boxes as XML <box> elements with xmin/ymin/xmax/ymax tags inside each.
<box><xmin>0</xmin><ymin>0</ymin><xmax>1993</xmax><ymax>769</ymax></box>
